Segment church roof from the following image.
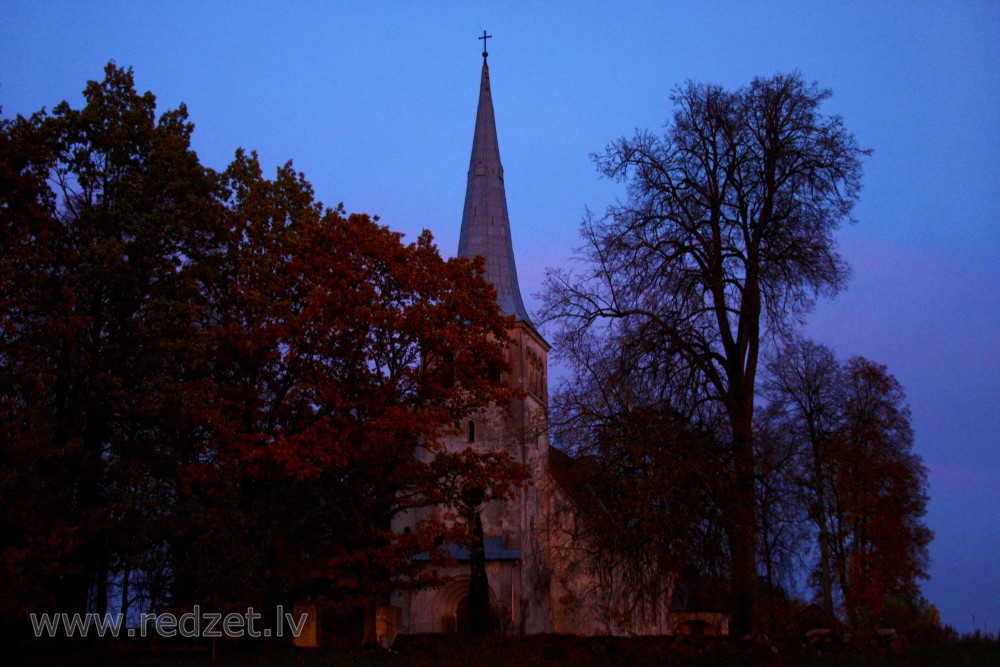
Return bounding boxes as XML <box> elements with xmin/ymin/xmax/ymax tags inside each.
<box><xmin>548</xmin><ymin>446</ymin><xmax>609</xmax><ymax>519</ymax></box>
<box><xmin>413</xmin><ymin>537</ymin><xmax>522</xmax><ymax>562</ymax></box>
<box><xmin>458</xmin><ymin>55</ymin><xmax>533</xmax><ymax>325</ymax></box>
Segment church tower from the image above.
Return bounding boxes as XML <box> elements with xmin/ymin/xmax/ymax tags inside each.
<box><xmin>391</xmin><ymin>37</ymin><xmax>554</xmax><ymax>636</ymax></box>
<box><xmin>457</xmin><ymin>36</ymin><xmax>553</xmax><ymax>633</ymax></box>
<box><xmin>383</xmin><ymin>39</ymin><xmax>707</xmax><ymax>641</ymax></box>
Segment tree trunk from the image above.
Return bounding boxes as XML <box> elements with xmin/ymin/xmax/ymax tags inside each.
<box><xmin>468</xmin><ymin>512</ymin><xmax>490</xmax><ymax>634</ymax></box>
<box><xmin>120</xmin><ymin>564</ymin><xmax>131</xmax><ymax>618</ymax></box>
<box><xmin>95</xmin><ymin>555</ymin><xmax>109</xmax><ymax>617</ymax></box>
<box><xmin>813</xmin><ymin>455</ymin><xmax>834</xmax><ymax>617</ymax></box>
<box><xmin>728</xmin><ymin>419</ymin><xmax>758</xmax><ymax>637</ymax></box>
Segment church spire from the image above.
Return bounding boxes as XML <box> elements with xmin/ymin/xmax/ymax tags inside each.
<box><xmin>458</xmin><ymin>37</ymin><xmax>532</xmax><ymax>325</ymax></box>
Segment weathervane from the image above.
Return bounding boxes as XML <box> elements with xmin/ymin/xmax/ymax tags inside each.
<box><xmin>479</xmin><ymin>30</ymin><xmax>492</xmax><ymax>61</ymax></box>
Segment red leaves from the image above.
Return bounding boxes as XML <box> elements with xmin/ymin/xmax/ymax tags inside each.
<box><xmin>763</xmin><ymin>341</ymin><xmax>930</xmax><ymax>625</ymax></box>
<box><xmin>209</xmin><ymin>154</ymin><xmax>521</xmax><ymax>606</ymax></box>
<box><xmin>1</xmin><ymin>64</ymin><xmax>523</xmax><ymax>618</ymax></box>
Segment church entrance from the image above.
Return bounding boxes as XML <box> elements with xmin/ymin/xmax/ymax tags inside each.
<box><xmin>436</xmin><ymin>577</ymin><xmax>468</xmax><ymax>633</ymax></box>
<box><xmin>435</xmin><ymin>576</ymin><xmax>498</xmax><ymax>633</ymax></box>
<box><xmin>441</xmin><ymin>593</ymin><xmax>473</xmax><ymax>633</ymax></box>
<box><xmin>454</xmin><ymin>594</ymin><xmax>471</xmax><ymax>634</ymax></box>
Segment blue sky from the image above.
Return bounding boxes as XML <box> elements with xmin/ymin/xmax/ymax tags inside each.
<box><xmin>3</xmin><ymin>1</ymin><xmax>998</xmax><ymax>635</ymax></box>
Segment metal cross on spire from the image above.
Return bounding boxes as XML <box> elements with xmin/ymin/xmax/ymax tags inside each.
<box><xmin>479</xmin><ymin>30</ymin><xmax>492</xmax><ymax>61</ymax></box>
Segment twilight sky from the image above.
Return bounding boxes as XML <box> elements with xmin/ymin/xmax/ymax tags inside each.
<box><xmin>2</xmin><ymin>1</ymin><xmax>998</xmax><ymax>635</ymax></box>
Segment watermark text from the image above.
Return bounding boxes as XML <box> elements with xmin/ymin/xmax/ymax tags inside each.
<box><xmin>29</xmin><ymin>605</ymin><xmax>308</xmax><ymax>639</ymax></box>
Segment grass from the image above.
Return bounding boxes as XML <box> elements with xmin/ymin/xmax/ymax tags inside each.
<box><xmin>6</xmin><ymin>634</ymin><xmax>1000</xmax><ymax>666</ymax></box>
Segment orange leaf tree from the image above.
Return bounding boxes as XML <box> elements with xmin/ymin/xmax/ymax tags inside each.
<box><xmin>833</xmin><ymin>356</ymin><xmax>931</xmax><ymax>625</ymax></box>
<box><xmin>0</xmin><ymin>63</ymin><xmax>222</xmax><ymax>619</ymax></box>
<box><xmin>184</xmin><ymin>149</ymin><xmax>527</xmax><ymax>616</ymax></box>
<box><xmin>762</xmin><ymin>340</ymin><xmax>931</xmax><ymax>626</ymax></box>
<box><xmin>1</xmin><ymin>64</ymin><xmax>526</xmax><ymax>628</ymax></box>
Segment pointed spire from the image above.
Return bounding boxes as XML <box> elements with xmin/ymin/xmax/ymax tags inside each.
<box><xmin>458</xmin><ymin>43</ymin><xmax>532</xmax><ymax>325</ymax></box>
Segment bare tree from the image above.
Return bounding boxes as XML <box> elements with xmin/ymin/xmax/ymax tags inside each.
<box><xmin>543</xmin><ymin>73</ymin><xmax>868</xmax><ymax>633</ymax></box>
<box><xmin>754</xmin><ymin>403</ymin><xmax>813</xmax><ymax>631</ymax></box>
<box><xmin>762</xmin><ymin>342</ymin><xmax>932</xmax><ymax>625</ymax></box>
<box><xmin>762</xmin><ymin>337</ymin><xmax>844</xmax><ymax>617</ymax></box>
<box><xmin>547</xmin><ymin>327</ymin><xmax>730</xmax><ymax>630</ymax></box>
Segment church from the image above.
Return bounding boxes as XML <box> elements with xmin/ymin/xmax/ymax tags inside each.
<box><xmin>296</xmin><ymin>41</ymin><xmax>727</xmax><ymax>645</ymax></box>
<box><xmin>388</xmin><ymin>40</ymin><xmax>557</xmax><ymax>635</ymax></box>
<box><xmin>386</xmin><ymin>42</ymin><xmax>726</xmax><ymax>639</ymax></box>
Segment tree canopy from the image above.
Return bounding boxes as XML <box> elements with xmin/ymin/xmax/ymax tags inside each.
<box><xmin>544</xmin><ymin>72</ymin><xmax>871</xmax><ymax>633</ymax></box>
<box><xmin>0</xmin><ymin>63</ymin><xmax>524</xmax><ymax>630</ymax></box>
<box><xmin>761</xmin><ymin>339</ymin><xmax>932</xmax><ymax>627</ymax></box>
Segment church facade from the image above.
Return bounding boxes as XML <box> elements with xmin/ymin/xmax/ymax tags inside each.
<box><xmin>388</xmin><ymin>49</ymin><xmax>718</xmax><ymax>638</ymax></box>
<box><xmin>389</xmin><ymin>51</ymin><xmax>554</xmax><ymax>635</ymax></box>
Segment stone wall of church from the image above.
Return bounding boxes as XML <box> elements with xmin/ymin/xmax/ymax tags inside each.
<box><xmin>392</xmin><ymin>322</ymin><xmax>554</xmax><ymax>635</ymax></box>
<box><xmin>391</xmin><ymin>560</ymin><xmax>521</xmax><ymax>634</ymax></box>
<box><xmin>506</xmin><ymin>323</ymin><xmax>553</xmax><ymax>634</ymax></box>
<box><xmin>544</xmin><ymin>460</ymin><xmax>675</xmax><ymax>636</ymax></box>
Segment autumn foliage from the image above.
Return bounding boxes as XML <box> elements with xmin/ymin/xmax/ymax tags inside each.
<box><xmin>761</xmin><ymin>339</ymin><xmax>931</xmax><ymax>628</ymax></box>
<box><xmin>0</xmin><ymin>64</ymin><xmax>524</xmax><ymax>629</ymax></box>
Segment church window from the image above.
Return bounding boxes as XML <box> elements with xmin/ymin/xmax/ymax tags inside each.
<box><xmin>468</xmin><ymin>420</ymin><xmax>476</xmax><ymax>443</ymax></box>
<box><xmin>438</xmin><ymin>351</ymin><xmax>456</xmax><ymax>389</ymax></box>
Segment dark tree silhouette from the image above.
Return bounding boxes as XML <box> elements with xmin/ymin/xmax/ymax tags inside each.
<box><xmin>543</xmin><ymin>73</ymin><xmax>868</xmax><ymax>634</ymax></box>
<box><xmin>547</xmin><ymin>328</ymin><xmax>732</xmax><ymax>626</ymax></box>
<box><xmin>762</xmin><ymin>339</ymin><xmax>932</xmax><ymax>625</ymax></box>
<box><xmin>464</xmin><ymin>486</ymin><xmax>490</xmax><ymax>635</ymax></box>
<box><xmin>0</xmin><ymin>65</ymin><xmax>527</xmax><ymax>637</ymax></box>
<box><xmin>762</xmin><ymin>337</ymin><xmax>844</xmax><ymax>617</ymax></box>
<box><xmin>0</xmin><ymin>63</ymin><xmax>220</xmax><ymax>618</ymax></box>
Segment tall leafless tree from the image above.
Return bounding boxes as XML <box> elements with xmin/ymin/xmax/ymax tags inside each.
<box><xmin>543</xmin><ymin>73</ymin><xmax>868</xmax><ymax>634</ymax></box>
<box><xmin>762</xmin><ymin>337</ymin><xmax>844</xmax><ymax>617</ymax></box>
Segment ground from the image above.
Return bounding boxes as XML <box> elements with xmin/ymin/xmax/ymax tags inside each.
<box><xmin>7</xmin><ymin>635</ymin><xmax>1000</xmax><ymax>666</ymax></box>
